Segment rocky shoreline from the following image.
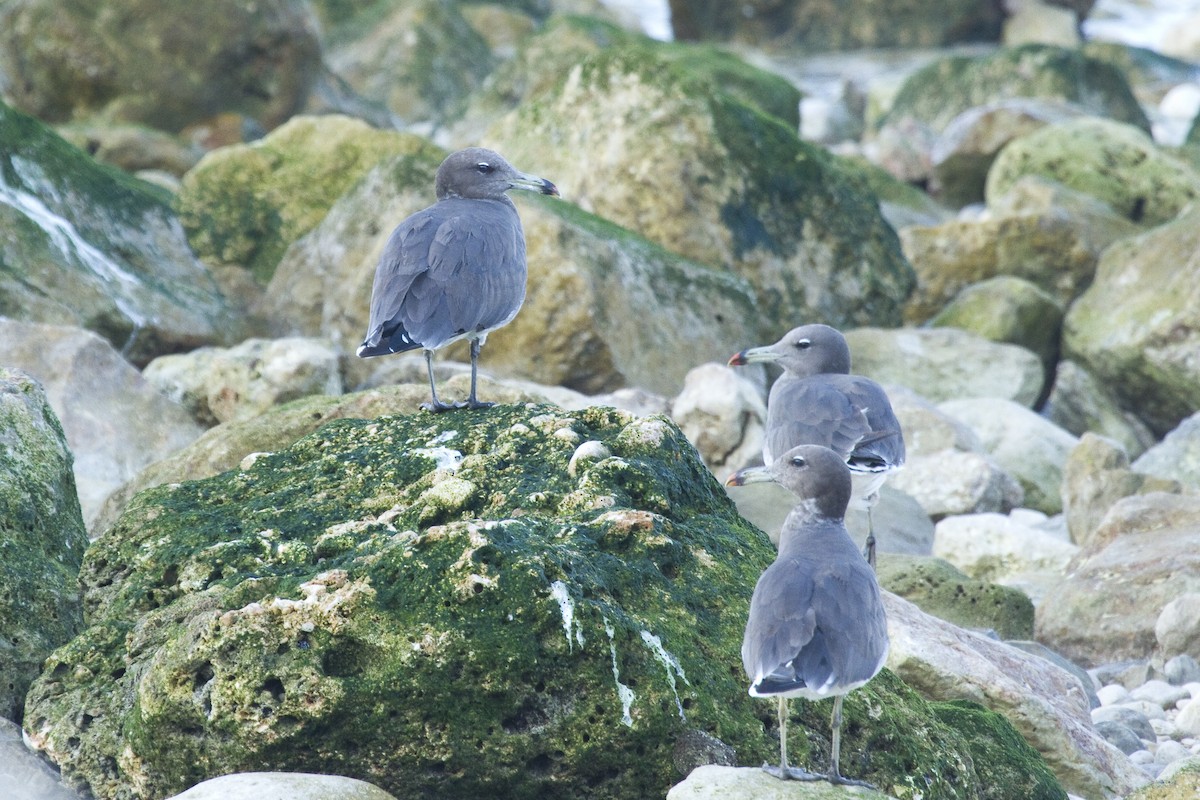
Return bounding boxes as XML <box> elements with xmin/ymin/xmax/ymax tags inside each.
<box><xmin>3</xmin><ymin>1</ymin><xmax>1200</xmax><ymax>799</ymax></box>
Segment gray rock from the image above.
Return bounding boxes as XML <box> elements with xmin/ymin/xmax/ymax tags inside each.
<box><xmin>0</xmin><ymin>719</ymin><xmax>83</xmax><ymax>800</ymax></box>
<box><xmin>1062</xmin><ymin>433</ymin><xmax>1180</xmax><ymax>548</ymax></box>
<box><xmin>845</xmin><ymin>327</ymin><xmax>1045</xmax><ymax>407</ymax></box>
<box><xmin>1006</xmin><ymin>640</ymin><xmax>1100</xmax><ymax>710</ymax></box>
<box><xmin>939</xmin><ymin>397</ymin><xmax>1079</xmax><ymax>514</ymax></box>
<box><xmin>1036</xmin><ymin>493</ymin><xmax>1200</xmax><ymax>666</ymax></box>
<box><xmin>930</xmin><ymin>99</ymin><xmax>1087</xmax><ymax>207</ymax></box>
<box><xmin>1045</xmin><ymin>361</ymin><xmax>1157</xmax><ymax>460</ymax></box>
<box><xmin>671</xmin><ymin>363</ymin><xmax>766</xmax><ymax>475</ymax></box>
<box><xmin>1096</xmin><ymin>684</ymin><xmax>1130</xmax><ymax>706</ymax></box>
<box><xmin>0</xmin><ymin>320</ymin><xmax>205</xmax><ymax>533</ymax></box>
<box><xmin>667</xmin><ymin>764</ymin><xmax>892</xmax><ymax>799</ymax></box>
<box><xmin>1154</xmin><ymin>740</ymin><xmax>1191</xmax><ymax>766</ymax></box>
<box><xmin>885</xmin><ymin>593</ymin><xmax>1149</xmax><ymax>799</ymax></box>
<box><xmin>1164</xmin><ymin>654</ymin><xmax>1200</xmax><ymax>686</ymax></box>
<box><xmin>1093</xmin><ymin>720</ymin><xmax>1143</xmax><ymax>755</ymax></box>
<box><xmin>932</xmin><ymin>512</ymin><xmax>1078</xmax><ymax>603</ymax></box>
<box><xmin>1003</xmin><ymin>1</ymin><xmax>1081</xmax><ymax>48</ymax></box>
<box><xmin>1156</xmin><ymin>593</ymin><xmax>1200</xmax><ymax>661</ymax></box>
<box><xmin>889</xmin><ymin>386</ymin><xmax>984</xmax><ymax>457</ymax></box>
<box><xmin>671</xmin><ymin>730</ymin><xmax>736</xmax><ymax>777</ymax></box>
<box><xmin>0</xmin><ymin>369</ymin><xmax>88</xmax><ymax>722</ymax></box>
<box><xmin>1133</xmin><ymin>411</ymin><xmax>1200</xmax><ymax>491</ymax></box>
<box><xmin>1177</xmin><ymin>698</ymin><xmax>1200</xmax><ymax>737</ymax></box>
<box><xmin>0</xmin><ymin>102</ymin><xmax>245</xmax><ymax>364</ymax></box>
<box><xmin>929</xmin><ymin>276</ymin><xmax>1063</xmax><ymax>374</ymax></box>
<box><xmin>889</xmin><ymin>450</ymin><xmax>1025</xmax><ymax>520</ymax></box>
<box><xmin>1091</xmin><ymin>706</ymin><xmax>1156</xmax><ymax>743</ymax></box>
<box><xmin>1065</xmin><ymin>203</ymin><xmax>1200</xmax><ymax>436</ymax></box>
<box><xmin>0</xmin><ymin>0</ymin><xmax>320</xmax><ymax>132</ymax></box>
<box><xmin>166</xmin><ymin>772</ymin><xmax>396</xmax><ymax>800</ymax></box>
<box><xmin>143</xmin><ymin>337</ymin><xmax>342</xmax><ymax>427</ymax></box>
<box><xmin>1129</xmin><ymin>679</ymin><xmax>1190</xmax><ymax>709</ymax></box>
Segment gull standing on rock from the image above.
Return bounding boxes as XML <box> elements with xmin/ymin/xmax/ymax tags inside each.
<box><xmin>357</xmin><ymin>147</ymin><xmax>559</xmax><ymax>412</ymax></box>
<box><xmin>727</xmin><ymin>444</ymin><xmax>889</xmax><ymax>787</ymax></box>
<box><xmin>728</xmin><ymin>324</ymin><xmax>905</xmax><ymax>567</ymax></box>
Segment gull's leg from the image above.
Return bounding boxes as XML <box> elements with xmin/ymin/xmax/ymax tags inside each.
<box><xmin>824</xmin><ymin>694</ymin><xmax>876</xmax><ymax>789</ymax></box>
<box><xmin>465</xmin><ymin>337</ymin><xmax>495</xmax><ymax>410</ymax></box>
<box><xmin>420</xmin><ymin>349</ymin><xmax>460</xmax><ymax>413</ymax></box>
<box><xmin>762</xmin><ymin>696</ymin><xmax>822</xmax><ymax>782</ymax></box>
<box><xmin>864</xmin><ymin>502</ymin><xmax>877</xmax><ymax>571</ymax></box>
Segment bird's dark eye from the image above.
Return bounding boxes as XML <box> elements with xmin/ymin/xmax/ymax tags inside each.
<box><xmin>476</xmin><ymin>162</ymin><xmax>493</xmax><ymax>174</ymax></box>
<box><xmin>794</xmin><ymin>339</ymin><xmax>811</xmax><ymax>350</ymax></box>
<box><xmin>790</xmin><ymin>456</ymin><xmax>806</xmax><ymax>467</ymax></box>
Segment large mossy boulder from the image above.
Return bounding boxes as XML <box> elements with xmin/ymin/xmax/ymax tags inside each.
<box><xmin>486</xmin><ymin>46</ymin><xmax>914</xmax><ymax>331</ymax></box>
<box><xmin>0</xmin><ymin>369</ymin><xmax>87</xmax><ymax>722</ymax></box>
<box><xmin>177</xmin><ymin>115</ymin><xmax>438</xmax><ymax>284</ymax></box>
<box><xmin>322</xmin><ymin>0</ymin><xmax>494</xmax><ymax>127</ymax></box>
<box><xmin>667</xmin><ymin>0</ymin><xmax>1005</xmax><ymax>50</ymax></box>
<box><xmin>0</xmin><ymin>0</ymin><xmax>319</xmax><ymax>133</ymax></box>
<box><xmin>264</xmin><ymin>147</ymin><xmax>763</xmax><ymax>395</ymax></box>
<box><xmin>986</xmin><ymin>118</ymin><xmax>1200</xmax><ymax>227</ymax></box>
<box><xmin>0</xmin><ymin>100</ymin><xmax>244</xmax><ymax>365</ymax></box>
<box><xmin>881</xmin><ymin>44</ymin><xmax>1149</xmax><ymax>136</ymax></box>
<box><xmin>25</xmin><ymin>405</ymin><xmax>1058</xmax><ymax>799</ymax></box>
<box><xmin>1063</xmin><ymin>203</ymin><xmax>1200</xmax><ymax>437</ymax></box>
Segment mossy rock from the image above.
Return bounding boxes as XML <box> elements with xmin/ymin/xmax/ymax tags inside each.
<box><xmin>26</xmin><ymin>405</ymin><xmax>1057</xmax><ymax>799</ymax></box>
<box><xmin>929</xmin><ymin>276</ymin><xmax>1063</xmax><ymax>373</ymax></box>
<box><xmin>488</xmin><ymin>45</ymin><xmax>914</xmax><ymax>332</ymax></box>
<box><xmin>877</xmin><ymin>554</ymin><xmax>1035</xmax><ymax>641</ymax></box>
<box><xmin>0</xmin><ymin>99</ymin><xmax>243</xmax><ymax>364</ymax></box>
<box><xmin>0</xmin><ymin>369</ymin><xmax>88</xmax><ymax>723</ymax></box>
<box><xmin>929</xmin><ymin>700</ymin><xmax>1065</xmax><ymax>800</ymax></box>
<box><xmin>883</xmin><ymin>44</ymin><xmax>1149</xmax><ymax>134</ymax></box>
<box><xmin>322</xmin><ymin>0</ymin><xmax>495</xmax><ymax>126</ymax></box>
<box><xmin>1125</xmin><ymin>759</ymin><xmax>1200</xmax><ymax>800</ymax></box>
<box><xmin>986</xmin><ymin>117</ymin><xmax>1200</xmax><ymax>228</ymax></box>
<box><xmin>465</xmin><ymin>17</ymin><xmax>800</xmax><ymax>134</ymax></box>
<box><xmin>176</xmin><ymin>115</ymin><xmax>438</xmax><ymax>283</ymax></box>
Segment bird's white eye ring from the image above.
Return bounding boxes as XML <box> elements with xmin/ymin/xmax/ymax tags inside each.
<box><xmin>476</xmin><ymin>162</ymin><xmax>493</xmax><ymax>174</ymax></box>
<box><xmin>794</xmin><ymin>339</ymin><xmax>811</xmax><ymax>349</ymax></box>
<box><xmin>790</xmin><ymin>455</ymin><xmax>807</xmax><ymax>467</ymax></box>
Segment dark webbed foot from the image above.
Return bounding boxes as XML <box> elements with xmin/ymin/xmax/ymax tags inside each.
<box><xmin>828</xmin><ymin>772</ymin><xmax>877</xmax><ymax>789</ymax></box>
<box><xmin>464</xmin><ymin>399</ymin><xmax>496</xmax><ymax>410</ymax></box>
<box><xmin>761</xmin><ymin>763</ymin><xmax>823</xmax><ymax>782</ymax></box>
<box><xmin>420</xmin><ymin>400</ymin><xmax>468</xmax><ymax>413</ymax></box>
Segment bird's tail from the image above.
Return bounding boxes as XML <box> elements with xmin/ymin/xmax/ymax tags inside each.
<box><xmin>357</xmin><ymin>321</ymin><xmax>422</xmax><ymax>358</ymax></box>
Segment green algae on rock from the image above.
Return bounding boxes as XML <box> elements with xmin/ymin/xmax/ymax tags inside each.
<box><xmin>177</xmin><ymin>116</ymin><xmax>440</xmax><ymax>283</ymax></box>
<box><xmin>23</xmin><ymin>404</ymin><xmax>1060</xmax><ymax>799</ymax></box>
<box><xmin>0</xmin><ymin>100</ymin><xmax>244</xmax><ymax>363</ymax></box>
<box><xmin>0</xmin><ymin>368</ymin><xmax>88</xmax><ymax>722</ymax></box>
<box><xmin>882</xmin><ymin>44</ymin><xmax>1149</xmax><ymax>135</ymax></box>
<box><xmin>486</xmin><ymin>45</ymin><xmax>914</xmax><ymax>332</ymax></box>
<box><xmin>876</xmin><ymin>554</ymin><xmax>1034</xmax><ymax>641</ymax></box>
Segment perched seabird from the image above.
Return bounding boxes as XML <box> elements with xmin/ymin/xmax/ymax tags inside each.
<box><xmin>727</xmin><ymin>444</ymin><xmax>889</xmax><ymax>787</ymax></box>
<box><xmin>729</xmin><ymin>324</ymin><xmax>905</xmax><ymax>567</ymax></box>
<box><xmin>357</xmin><ymin>147</ymin><xmax>558</xmax><ymax>412</ymax></box>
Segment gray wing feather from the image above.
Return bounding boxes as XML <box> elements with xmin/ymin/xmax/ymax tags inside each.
<box><xmin>363</xmin><ymin>198</ymin><xmax>527</xmax><ymax>351</ymax></box>
<box><xmin>765</xmin><ymin>375</ymin><xmax>905</xmax><ymax>469</ymax></box>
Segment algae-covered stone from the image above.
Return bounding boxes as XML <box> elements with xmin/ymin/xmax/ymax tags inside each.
<box><xmin>486</xmin><ymin>45</ymin><xmax>914</xmax><ymax>332</ymax></box>
<box><xmin>0</xmin><ymin>100</ymin><xmax>243</xmax><ymax>364</ymax></box>
<box><xmin>266</xmin><ymin>149</ymin><xmax>762</xmax><ymax>395</ymax></box>
<box><xmin>667</xmin><ymin>0</ymin><xmax>1005</xmax><ymax>50</ymax></box>
<box><xmin>877</xmin><ymin>554</ymin><xmax>1035</xmax><ymax>641</ymax></box>
<box><xmin>177</xmin><ymin>115</ymin><xmax>437</xmax><ymax>283</ymax></box>
<box><xmin>25</xmin><ymin>405</ymin><xmax>1052</xmax><ymax>800</ymax></box>
<box><xmin>882</xmin><ymin>44</ymin><xmax>1148</xmax><ymax>135</ymax></box>
<box><xmin>1063</xmin><ymin>203</ymin><xmax>1200</xmax><ymax>436</ymax></box>
<box><xmin>986</xmin><ymin>118</ymin><xmax>1200</xmax><ymax>227</ymax></box>
<box><xmin>323</xmin><ymin>0</ymin><xmax>494</xmax><ymax>127</ymax></box>
<box><xmin>0</xmin><ymin>369</ymin><xmax>87</xmax><ymax>722</ymax></box>
<box><xmin>929</xmin><ymin>276</ymin><xmax>1063</xmax><ymax>373</ymax></box>
<box><xmin>0</xmin><ymin>0</ymin><xmax>319</xmax><ymax>132</ymax></box>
